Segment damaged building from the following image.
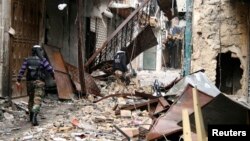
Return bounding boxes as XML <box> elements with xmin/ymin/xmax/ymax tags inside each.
<box><xmin>0</xmin><ymin>0</ymin><xmax>250</xmax><ymax>141</ymax></box>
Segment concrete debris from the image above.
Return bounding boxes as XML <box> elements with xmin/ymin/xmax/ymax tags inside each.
<box><xmin>3</xmin><ymin>112</ymin><xmax>14</xmax><ymax>120</ymax></box>
<box><xmin>22</xmin><ymin>135</ymin><xmax>33</xmax><ymax>140</ymax></box>
<box><xmin>0</xmin><ymin>70</ymin><xmax>183</xmax><ymax>141</ymax></box>
<box><xmin>120</xmin><ymin>110</ymin><xmax>132</xmax><ymax>118</ymax></box>
<box><xmin>120</xmin><ymin>128</ymin><xmax>139</xmax><ymax>137</ymax></box>
<box><xmin>91</xmin><ymin>69</ymin><xmax>106</xmax><ymax>77</ymax></box>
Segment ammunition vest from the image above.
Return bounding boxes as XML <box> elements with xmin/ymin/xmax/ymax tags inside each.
<box><xmin>26</xmin><ymin>56</ymin><xmax>44</xmax><ymax>81</ymax></box>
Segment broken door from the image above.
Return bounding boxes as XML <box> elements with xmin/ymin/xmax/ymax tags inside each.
<box><xmin>10</xmin><ymin>0</ymin><xmax>41</xmax><ymax>98</ymax></box>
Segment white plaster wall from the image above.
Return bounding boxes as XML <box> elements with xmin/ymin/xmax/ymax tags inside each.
<box><xmin>192</xmin><ymin>0</ymin><xmax>249</xmax><ymax>95</ymax></box>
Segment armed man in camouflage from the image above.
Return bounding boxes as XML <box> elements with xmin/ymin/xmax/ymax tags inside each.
<box><xmin>16</xmin><ymin>45</ymin><xmax>54</xmax><ymax>126</ymax></box>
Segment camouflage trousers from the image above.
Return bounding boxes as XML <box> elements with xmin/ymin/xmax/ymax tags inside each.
<box><xmin>27</xmin><ymin>80</ymin><xmax>45</xmax><ymax>113</ymax></box>
<box><xmin>114</xmin><ymin>70</ymin><xmax>125</xmax><ymax>85</ymax></box>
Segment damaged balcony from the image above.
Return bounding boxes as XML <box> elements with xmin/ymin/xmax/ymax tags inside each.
<box><xmin>109</xmin><ymin>0</ymin><xmax>136</xmax><ymax>18</ymax></box>
<box><xmin>85</xmin><ymin>0</ymin><xmax>158</xmax><ymax>74</ymax></box>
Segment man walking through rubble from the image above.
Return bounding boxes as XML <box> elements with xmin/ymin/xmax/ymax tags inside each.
<box><xmin>112</xmin><ymin>47</ymin><xmax>130</xmax><ymax>87</ymax></box>
<box><xmin>16</xmin><ymin>45</ymin><xmax>54</xmax><ymax>126</ymax></box>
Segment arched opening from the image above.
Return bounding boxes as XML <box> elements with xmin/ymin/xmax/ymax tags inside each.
<box><xmin>215</xmin><ymin>52</ymin><xmax>243</xmax><ymax>95</ymax></box>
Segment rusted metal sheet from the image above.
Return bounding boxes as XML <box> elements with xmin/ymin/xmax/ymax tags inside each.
<box><xmin>157</xmin><ymin>0</ymin><xmax>173</xmax><ymax>20</ymax></box>
<box><xmin>115</xmin><ymin>98</ymin><xmax>159</xmax><ymax>115</ymax></box>
<box><xmin>126</xmin><ymin>25</ymin><xmax>158</xmax><ymax>62</ymax></box>
<box><xmin>110</xmin><ymin>7</ymin><xmax>134</xmax><ymax>18</ymax></box>
<box><xmin>94</xmin><ymin>91</ymin><xmax>157</xmax><ymax>103</ymax></box>
<box><xmin>85</xmin><ymin>0</ymin><xmax>153</xmax><ymax>69</ymax></box>
<box><xmin>10</xmin><ymin>0</ymin><xmax>41</xmax><ymax>98</ymax></box>
<box><xmin>146</xmin><ymin>85</ymin><xmax>214</xmax><ymax>140</ymax></box>
<box><xmin>159</xmin><ymin>97</ymin><xmax>170</xmax><ymax>107</ymax></box>
<box><xmin>66</xmin><ymin>63</ymin><xmax>102</xmax><ymax>97</ymax></box>
<box><xmin>154</xmin><ymin>102</ymin><xmax>167</xmax><ymax>115</ymax></box>
<box><xmin>88</xmin><ymin>25</ymin><xmax>158</xmax><ymax>74</ymax></box>
<box><xmin>187</xmin><ymin>94</ymin><xmax>250</xmax><ymax>133</ymax></box>
<box><xmin>44</xmin><ymin>45</ymin><xmax>73</xmax><ymax>99</ymax></box>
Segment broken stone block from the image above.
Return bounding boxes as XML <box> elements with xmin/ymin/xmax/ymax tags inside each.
<box><xmin>53</xmin><ymin>137</ymin><xmax>67</xmax><ymax>141</ymax></box>
<box><xmin>78</xmin><ymin>122</ymin><xmax>97</xmax><ymax>130</ymax></box>
<box><xmin>120</xmin><ymin>128</ymin><xmax>139</xmax><ymax>137</ymax></box>
<box><xmin>22</xmin><ymin>135</ymin><xmax>33</xmax><ymax>140</ymax></box>
<box><xmin>82</xmin><ymin>106</ymin><xmax>94</xmax><ymax>114</ymax></box>
<box><xmin>53</xmin><ymin>121</ymin><xmax>64</xmax><ymax>127</ymax></box>
<box><xmin>57</xmin><ymin>126</ymin><xmax>73</xmax><ymax>132</ymax></box>
<box><xmin>87</xmin><ymin>95</ymin><xmax>95</xmax><ymax>102</ymax></box>
<box><xmin>120</xmin><ymin>110</ymin><xmax>132</xmax><ymax>118</ymax></box>
<box><xmin>94</xmin><ymin>116</ymin><xmax>106</xmax><ymax>123</ymax></box>
<box><xmin>3</xmin><ymin>112</ymin><xmax>14</xmax><ymax>120</ymax></box>
<box><xmin>91</xmin><ymin>70</ymin><xmax>106</xmax><ymax>77</ymax></box>
<box><xmin>141</xmin><ymin>117</ymin><xmax>153</xmax><ymax>130</ymax></box>
<box><xmin>141</xmin><ymin>110</ymin><xmax>149</xmax><ymax>116</ymax></box>
<box><xmin>117</xmin><ymin>97</ymin><xmax>126</xmax><ymax>105</ymax></box>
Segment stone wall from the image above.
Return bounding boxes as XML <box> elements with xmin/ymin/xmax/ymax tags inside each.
<box><xmin>0</xmin><ymin>0</ymin><xmax>11</xmax><ymax>97</ymax></box>
<box><xmin>192</xmin><ymin>0</ymin><xmax>249</xmax><ymax>95</ymax></box>
<box><xmin>0</xmin><ymin>0</ymin><xmax>3</xmax><ymax>97</ymax></box>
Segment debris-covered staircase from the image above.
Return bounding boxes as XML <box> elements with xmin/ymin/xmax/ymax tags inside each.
<box><xmin>85</xmin><ymin>0</ymin><xmax>158</xmax><ymax>73</ymax></box>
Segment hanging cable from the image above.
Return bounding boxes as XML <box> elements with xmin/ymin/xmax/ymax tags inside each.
<box><xmin>218</xmin><ymin>0</ymin><xmax>222</xmax><ymax>90</ymax></box>
<box><xmin>171</xmin><ymin>0</ymin><xmax>175</xmax><ymax>16</ymax></box>
<box><xmin>247</xmin><ymin>4</ymin><xmax>250</xmax><ymax>102</ymax></box>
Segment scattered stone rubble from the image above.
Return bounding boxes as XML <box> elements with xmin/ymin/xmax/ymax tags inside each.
<box><xmin>0</xmin><ymin>73</ymin><xmax>163</xmax><ymax>141</ymax></box>
<box><xmin>0</xmin><ymin>69</ymin><xmax>186</xmax><ymax>141</ymax></box>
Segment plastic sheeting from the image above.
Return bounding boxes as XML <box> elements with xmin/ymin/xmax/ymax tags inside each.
<box><xmin>164</xmin><ymin>72</ymin><xmax>220</xmax><ymax>97</ymax></box>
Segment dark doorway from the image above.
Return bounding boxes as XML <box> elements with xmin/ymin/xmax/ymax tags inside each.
<box><xmin>216</xmin><ymin>52</ymin><xmax>243</xmax><ymax>95</ymax></box>
<box><xmin>162</xmin><ymin>39</ymin><xmax>182</xmax><ymax>69</ymax></box>
<box><xmin>9</xmin><ymin>0</ymin><xmax>42</xmax><ymax>98</ymax></box>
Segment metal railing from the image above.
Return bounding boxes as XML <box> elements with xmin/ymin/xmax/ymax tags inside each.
<box><xmin>85</xmin><ymin>0</ymin><xmax>153</xmax><ymax>70</ymax></box>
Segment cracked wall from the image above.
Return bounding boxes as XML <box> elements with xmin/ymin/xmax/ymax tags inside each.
<box><xmin>192</xmin><ymin>0</ymin><xmax>249</xmax><ymax>95</ymax></box>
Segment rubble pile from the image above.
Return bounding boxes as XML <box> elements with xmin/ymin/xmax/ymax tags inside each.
<box><xmin>0</xmin><ymin>76</ymin><xmax>158</xmax><ymax>141</ymax></box>
<box><xmin>2</xmin><ymin>71</ymin><xmax>246</xmax><ymax>141</ymax></box>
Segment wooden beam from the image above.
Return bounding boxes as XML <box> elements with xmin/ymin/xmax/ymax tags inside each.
<box><xmin>77</xmin><ymin>0</ymin><xmax>86</xmax><ymax>96</ymax></box>
<box><xmin>182</xmin><ymin>109</ymin><xmax>192</xmax><ymax>141</ymax></box>
<box><xmin>193</xmin><ymin>88</ymin><xmax>207</xmax><ymax>141</ymax></box>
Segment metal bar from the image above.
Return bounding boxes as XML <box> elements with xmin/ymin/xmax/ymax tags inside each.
<box><xmin>77</xmin><ymin>0</ymin><xmax>86</xmax><ymax>96</ymax></box>
<box><xmin>129</xmin><ymin>18</ymin><xmax>134</xmax><ymax>45</ymax></box>
<box><xmin>85</xmin><ymin>0</ymin><xmax>151</xmax><ymax>67</ymax></box>
<box><xmin>124</xmin><ymin>24</ymin><xmax>128</xmax><ymax>47</ymax></box>
<box><xmin>146</xmin><ymin>1</ymin><xmax>150</xmax><ymax>24</ymax></box>
<box><xmin>121</xmin><ymin>27</ymin><xmax>124</xmax><ymax>48</ymax></box>
<box><xmin>113</xmin><ymin>125</ymin><xmax>130</xmax><ymax>141</ymax></box>
<box><xmin>183</xmin><ymin>0</ymin><xmax>193</xmax><ymax>76</ymax></box>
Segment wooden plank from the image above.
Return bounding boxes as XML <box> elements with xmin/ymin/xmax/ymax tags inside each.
<box><xmin>193</xmin><ymin>88</ymin><xmax>207</xmax><ymax>141</ymax></box>
<box><xmin>146</xmin><ymin>85</ymin><xmax>213</xmax><ymax>140</ymax></box>
<box><xmin>182</xmin><ymin>109</ymin><xmax>192</xmax><ymax>141</ymax></box>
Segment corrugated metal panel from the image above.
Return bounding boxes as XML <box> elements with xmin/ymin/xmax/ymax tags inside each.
<box><xmin>66</xmin><ymin>63</ymin><xmax>102</xmax><ymax>97</ymax></box>
<box><xmin>146</xmin><ymin>85</ymin><xmax>214</xmax><ymax>140</ymax></box>
<box><xmin>44</xmin><ymin>45</ymin><xmax>73</xmax><ymax>100</ymax></box>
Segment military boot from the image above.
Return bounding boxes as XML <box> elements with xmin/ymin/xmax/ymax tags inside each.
<box><xmin>29</xmin><ymin>112</ymin><xmax>34</xmax><ymax>122</ymax></box>
<box><xmin>32</xmin><ymin>112</ymin><xmax>39</xmax><ymax>126</ymax></box>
